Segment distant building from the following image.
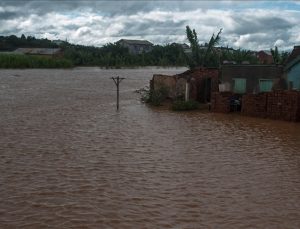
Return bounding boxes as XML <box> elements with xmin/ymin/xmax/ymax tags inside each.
<box><xmin>257</xmin><ymin>50</ymin><xmax>274</xmax><ymax>64</ymax></box>
<box><xmin>116</xmin><ymin>39</ymin><xmax>153</xmax><ymax>54</ymax></box>
<box><xmin>285</xmin><ymin>46</ymin><xmax>300</xmax><ymax>90</ymax></box>
<box><xmin>180</xmin><ymin>43</ymin><xmax>192</xmax><ymax>54</ymax></box>
<box><xmin>13</xmin><ymin>48</ymin><xmax>63</xmax><ymax>57</ymax></box>
<box><xmin>52</xmin><ymin>40</ymin><xmax>65</xmax><ymax>46</ymax></box>
<box><xmin>216</xmin><ymin>46</ymin><xmax>235</xmax><ymax>54</ymax></box>
<box><xmin>223</xmin><ymin>60</ymin><xmax>237</xmax><ymax>65</ymax></box>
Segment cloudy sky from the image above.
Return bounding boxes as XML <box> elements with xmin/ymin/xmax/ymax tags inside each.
<box><xmin>0</xmin><ymin>0</ymin><xmax>300</xmax><ymax>50</ymax></box>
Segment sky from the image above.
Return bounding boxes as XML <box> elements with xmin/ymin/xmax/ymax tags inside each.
<box><xmin>0</xmin><ymin>0</ymin><xmax>300</xmax><ymax>51</ymax></box>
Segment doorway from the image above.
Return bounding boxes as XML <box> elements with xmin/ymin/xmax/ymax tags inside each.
<box><xmin>197</xmin><ymin>78</ymin><xmax>212</xmax><ymax>103</ymax></box>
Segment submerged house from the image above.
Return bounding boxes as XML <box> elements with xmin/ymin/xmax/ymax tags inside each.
<box><xmin>212</xmin><ymin>64</ymin><xmax>300</xmax><ymax>121</ymax></box>
<box><xmin>152</xmin><ymin>68</ymin><xmax>219</xmax><ymax>103</ymax></box>
<box><xmin>285</xmin><ymin>46</ymin><xmax>300</xmax><ymax>90</ymax></box>
<box><xmin>117</xmin><ymin>39</ymin><xmax>153</xmax><ymax>55</ymax></box>
<box><xmin>152</xmin><ymin>65</ymin><xmax>284</xmax><ymax>103</ymax></box>
<box><xmin>150</xmin><ymin>58</ymin><xmax>300</xmax><ymax>121</ymax></box>
<box><xmin>220</xmin><ymin>64</ymin><xmax>285</xmax><ymax>94</ymax></box>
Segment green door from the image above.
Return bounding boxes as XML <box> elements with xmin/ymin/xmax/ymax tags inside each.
<box><xmin>233</xmin><ymin>78</ymin><xmax>246</xmax><ymax>94</ymax></box>
<box><xmin>259</xmin><ymin>79</ymin><xmax>273</xmax><ymax>92</ymax></box>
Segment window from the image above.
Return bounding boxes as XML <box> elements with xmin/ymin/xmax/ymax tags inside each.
<box><xmin>259</xmin><ymin>79</ymin><xmax>273</xmax><ymax>92</ymax></box>
<box><xmin>233</xmin><ymin>78</ymin><xmax>246</xmax><ymax>94</ymax></box>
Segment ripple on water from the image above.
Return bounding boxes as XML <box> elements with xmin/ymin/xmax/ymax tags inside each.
<box><xmin>0</xmin><ymin>68</ymin><xmax>300</xmax><ymax>228</ymax></box>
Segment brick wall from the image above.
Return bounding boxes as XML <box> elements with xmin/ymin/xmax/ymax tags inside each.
<box><xmin>242</xmin><ymin>91</ymin><xmax>300</xmax><ymax>121</ymax></box>
<box><xmin>187</xmin><ymin>67</ymin><xmax>219</xmax><ymax>92</ymax></box>
<box><xmin>211</xmin><ymin>92</ymin><xmax>233</xmax><ymax>113</ymax></box>
<box><xmin>152</xmin><ymin>74</ymin><xmax>177</xmax><ymax>98</ymax></box>
<box><xmin>178</xmin><ymin>68</ymin><xmax>219</xmax><ymax>102</ymax></box>
<box><xmin>152</xmin><ymin>68</ymin><xmax>220</xmax><ymax>102</ymax></box>
<box><xmin>241</xmin><ymin>93</ymin><xmax>268</xmax><ymax>118</ymax></box>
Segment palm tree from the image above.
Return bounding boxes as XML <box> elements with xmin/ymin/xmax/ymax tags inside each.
<box><xmin>203</xmin><ymin>28</ymin><xmax>222</xmax><ymax>66</ymax></box>
<box><xmin>271</xmin><ymin>46</ymin><xmax>280</xmax><ymax>64</ymax></box>
<box><xmin>185</xmin><ymin>26</ymin><xmax>222</xmax><ymax>68</ymax></box>
<box><xmin>186</xmin><ymin>26</ymin><xmax>201</xmax><ymax>68</ymax></box>
<box><xmin>184</xmin><ymin>26</ymin><xmax>222</xmax><ymax>101</ymax></box>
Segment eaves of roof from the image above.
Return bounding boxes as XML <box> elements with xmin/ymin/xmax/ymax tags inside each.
<box><xmin>284</xmin><ymin>55</ymin><xmax>300</xmax><ymax>71</ymax></box>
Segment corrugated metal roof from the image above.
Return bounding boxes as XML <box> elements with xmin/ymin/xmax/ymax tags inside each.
<box><xmin>13</xmin><ymin>48</ymin><xmax>61</xmax><ymax>55</ymax></box>
<box><xmin>117</xmin><ymin>39</ymin><xmax>153</xmax><ymax>46</ymax></box>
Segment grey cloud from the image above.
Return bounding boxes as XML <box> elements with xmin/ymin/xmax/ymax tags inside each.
<box><xmin>0</xmin><ymin>11</ymin><xmax>18</xmax><ymax>20</ymax></box>
<box><xmin>224</xmin><ymin>13</ymin><xmax>297</xmax><ymax>49</ymax></box>
<box><xmin>0</xmin><ymin>28</ymin><xmax>21</xmax><ymax>35</ymax></box>
<box><xmin>232</xmin><ymin>16</ymin><xmax>293</xmax><ymax>35</ymax></box>
<box><xmin>119</xmin><ymin>20</ymin><xmax>186</xmax><ymax>37</ymax></box>
<box><xmin>0</xmin><ymin>0</ymin><xmax>83</xmax><ymax>14</ymax></box>
<box><xmin>63</xmin><ymin>24</ymin><xmax>81</xmax><ymax>31</ymax></box>
<box><xmin>0</xmin><ymin>1</ymin><xmax>300</xmax><ymax>50</ymax></box>
<box><xmin>0</xmin><ymin>1</ymin><xmax>232</xmax><ymax>16</ymax></box>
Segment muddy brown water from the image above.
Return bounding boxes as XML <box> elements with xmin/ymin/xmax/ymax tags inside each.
<box><xmin>0</xmin><ymin>67</ymin><xmax>300</xmax><ymax>229</ymax></box>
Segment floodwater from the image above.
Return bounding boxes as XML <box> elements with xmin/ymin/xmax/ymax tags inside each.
<box><xmin>0</xmin><ymin>67</ymin><xmax>300</xmax><ymax>229</ymax></box>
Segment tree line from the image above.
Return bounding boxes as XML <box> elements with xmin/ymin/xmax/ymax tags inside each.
<box><xmin>62</xmin><ymin>42</ymin><xmax>187</xmax><ymax>67</ymax></box>
<box><xmin>0</xmin><ymin>33</ymin><xmax>289</xmax><ymax>69</ymax></box>
<box><xmin>0</xmin><ymin>35</ymin><xmax>187</xmax><ymax>68</ymax></box>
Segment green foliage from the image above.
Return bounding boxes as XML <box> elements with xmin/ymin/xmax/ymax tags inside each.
<box><xmin>221</xmin><ymin>48</ymin><xmax>259</xmax><ymax>64</ymax></box>
<box><xmin>185</xmin><ymin>26</ymin><xmax>223</xmax><ymax>68</ymax></box>
<box><xmin>0</xmin><ymin>35</ymin><xmax>58</xmax><ymax>51</ymax></box>
<box><xmin>0</xmin><ymin>54</ymin><xmax>73</xmax><ymax>68</ymax></box>
<box><xmin>280</xmin><ymin>51</ymin><xmax>290</xmax><ymax>64</ymax></box>
<box><xmin>140</xmin><ymin>86</ymin><xmax>169</xmax><ymax>106</ymax></box>
<box><xmin>203</xmin><ymin>28</ymin><xmax>222</xmax><ymax>66</ymax></box>
<box><xmin>0</xmin><ymin>35</ymin><xmax>187</xmax><ymax>68</ymax></box>
<box><xmin>271</xmin><ymin>46</ymin><xmax>289</xmax><ymax>65</ymax></box>
<box><xmin>172</xmin><ymin>100</ymin><xmax>200</xmax><ymax>111</ymax></box>
<box><xmin>62</xmin><ymin>42</ymin><xmax>187</xmax><ymax>67</ymax></box>
<box><xmin>0</xmin><ymin>33</ymin><xmax>265</xmax><ymax>68</ymax></box>
<box><xmin>271</xmin><ymin>46</ymin><xmax>280</xmax><ymax>64</ymax></box>
<box><xmin>186</xmin><ymin>26</ymin><xmax>201</xmax><ymax>68</ymax></box>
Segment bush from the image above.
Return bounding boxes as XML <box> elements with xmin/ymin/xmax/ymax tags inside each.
<box><xmin>0</xmin><ymin>54</ymin><xmax>73</xmax><ymax>68</ymax></box>
<box><xmin>172</xmin><ymin>100</ymin><xmax>200</xmax><ymax>111</ymax></box>
<box><xmin>139</xmin><ymin>86</ymin><xmax>169</xmax><ymax>106</ymax></box>
<box><xmin>149</xmin><ymin>87</ymin><xmax>168</xmax><ymax>106</ymax></box>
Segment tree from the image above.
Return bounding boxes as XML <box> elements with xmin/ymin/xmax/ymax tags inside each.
<box><xmin>203</xmin><ymin>28</ymin><xmax>222</xmax><ymax>66</ymax></box>
<box><xmin>271</xmin><ymin>46</ymin><xmax>280</xmax><ymax>64</ymax></box>
<box><xmin>185</xmin><ymin>26</ymin><xmax>222</xmax><ymax>68</ymax></box>
<box><xmin>186</xmin><ymin>26</ymin><xmax>201</xmax><ymax>68</ymax></box>
<box><xmin>271</xmin><ymin>46</ymin><xmax>290</xmax><ymax>65</ymax></box>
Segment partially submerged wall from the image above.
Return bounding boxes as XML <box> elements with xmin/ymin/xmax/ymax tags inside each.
<box><xmin>211</xmin><ymin>92</ymin><xmax>233</xmax><ymax>113</ymax></box>
<box><xmin>211</xmin><ymin>90</ymin><xmax>300</xmax><ymax>122</ymax></box>
<box><xmin>241</xmin><ymin>93</ymin><xmax>268</xmax><ymax>118</ymax></box>
<box><xmin>152</xmin><ymin>74</ymin><xmax>185</xmax><ymax>99</ymax></box>
<box><xmin>242</xmin><ymin>91</ymin><xmax>300</xmax><ymax>121</ymax></box>
<box><xmin>178</xmin><ymin>68</ymin><xmax>219</xmax><ymax>102</ymax></box>
<box><xmin>152</xmin><ymin>68</ymin><xmax>220</xmax><ymax>102</ymax></box>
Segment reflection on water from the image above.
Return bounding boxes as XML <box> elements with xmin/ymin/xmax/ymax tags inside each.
<box><xmin>0</xmin><ymin>67</ymin><xmax>300</xmax><ymax>228</ymax></box>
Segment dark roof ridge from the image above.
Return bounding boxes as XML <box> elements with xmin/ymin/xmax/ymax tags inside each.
<box><xmin>286</xmin><ymin>45</ymin><xmax>300</xmax><ymax>65</ymax></box>
<box><xmin>117</xmin><ymin>39</ymin><xmax>153</xmax><ymax>45</ymax></box>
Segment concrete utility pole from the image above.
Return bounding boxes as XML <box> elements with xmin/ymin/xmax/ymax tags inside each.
<box><xmin>185</xmin><ymin>81</ymin><xmax>190</xmax><ymax>102</ymax></box>
<box><xmin>111</xmin><ymin>76</ymin><xmax>125</xmax><ymax>110</ymax></box>
<box><xmin>185</xmin><ymin>75</ymin><xmax>192</xmax><ymax>102</ymax></box>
